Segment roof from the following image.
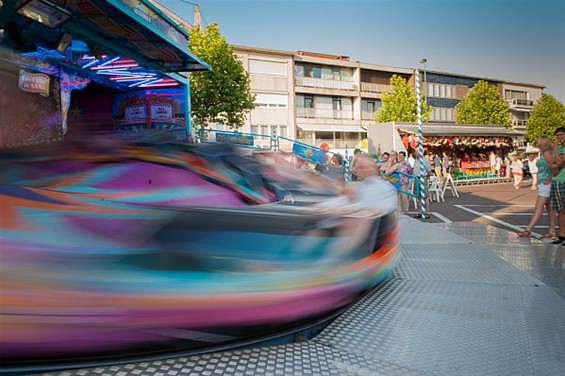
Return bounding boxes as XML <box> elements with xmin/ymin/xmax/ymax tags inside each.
<box><xmin>389</xmin><ymin>122</ymin><xmax>523</xmax><ymax>137</ymax></box>
<box><xmin>0</xmin><ymin>0</ymin><xmax>210</xmax><ymax>73</ymax></box>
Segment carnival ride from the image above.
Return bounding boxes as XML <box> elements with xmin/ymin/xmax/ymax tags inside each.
<box><xmin>0</xmin><ymin>140</ymin><xmax>399</xmax><ymax>369</ymax></box>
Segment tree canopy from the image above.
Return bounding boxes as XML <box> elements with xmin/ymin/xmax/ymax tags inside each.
<box><xmin>375</xmin><ymin>74</ymin><xmax>432</xmax><ymax>123</ymax></box>
<box><xmin>375</xmin><ymin>75</ymin><xmax>432</xmax><ymax>123</ymax></box>
<box><xmin>188</xmin><ymin>23</ymin><xmax>255</xmax><ymax>129</ymax></box>
<box><xmin>455</xmin><ymin>80</ymin><xmax>510</xmax><ymax>127</ymax></box>
<box><xmin>525</xmin><ymin>94</ymin><xmax>565</xmax><ymax>143</ymax></box>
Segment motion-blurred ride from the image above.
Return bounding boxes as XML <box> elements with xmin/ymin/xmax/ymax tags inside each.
<box><xmin>0</xmin><ymin>140</ymin><xmax>399</xmax><ymax>365</ymax></box>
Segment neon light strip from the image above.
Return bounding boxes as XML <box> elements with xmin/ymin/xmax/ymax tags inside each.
<box><xmin>82</xmin><ymin>59</ymin><xmax>100</xmax><ymax>69</ymax></box>
<box><xmin>110</xmin><ymin>76</ymin><xmax>156</xmax><ymax>82</ymax></box>
<box><xmin>90</xmin><ymin>64</ymin><xmax>140</xmax><ymax>70</ymax></box>
<box><xmin>139</xmin><ymin>82</ymin><xmax>180</xmax><ymax>88</ymax></box>
<box><xmin>98</xmin><ymin>56</ymin><xmax>121</xmax><ymax>68</ymax></box>
<box><xmin>128</xmin><ymin>78</ymin><xmax>162</xmax><ymax>87</ymax></box>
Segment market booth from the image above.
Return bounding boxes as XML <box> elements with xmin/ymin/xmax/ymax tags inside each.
<box><xmin>368</xmin><ymin>121</ymin><xmax>524</xmax><ymax>179</ymax></box>
<box><xmin>0</xmin><ymin>0</ymin><xmax>210</xmax><ymax>148</ymax></box>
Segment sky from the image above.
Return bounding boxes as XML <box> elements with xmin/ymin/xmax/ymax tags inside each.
<box><xmin>158</xmin><ymin>0</ymin><xmax>565</xmax><ymax>103</ymax></box>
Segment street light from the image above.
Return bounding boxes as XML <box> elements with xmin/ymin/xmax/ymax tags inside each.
<box><xmin>419</xmin><ymin>58</ymin><xmax>427</xmax><ymax>104</ymax></box>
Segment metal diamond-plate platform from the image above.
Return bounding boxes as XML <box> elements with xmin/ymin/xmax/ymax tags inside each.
<box><xmin>437</xmin><ymin>222</ymin><xmax>565</xmax><ymax>299</ymax></box>
<box><xmin>35</xmin><ymin>217</ymin><xmax>565</xmax><ymax>376</ymax></box>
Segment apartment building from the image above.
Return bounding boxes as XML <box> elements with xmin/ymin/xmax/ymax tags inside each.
<box><xmin>231</xmin><ymin>45</ymin><xmax>544</xmax><ymax>151</ymax></box>
<box><xmin>424</xmin><ymin>71</ymin><xmax>544</xmax><ymax>134</ymax></box>
<box><xmin>232</xmin><ymin>45</ymin><xmax>413</xmax><ymax>151</ymax></box>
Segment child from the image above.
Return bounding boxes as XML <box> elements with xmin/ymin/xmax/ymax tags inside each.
<box><xmin>510</xmin><ymin>155</ymin><xmax>524</xmax><ymax>189</ymax></box>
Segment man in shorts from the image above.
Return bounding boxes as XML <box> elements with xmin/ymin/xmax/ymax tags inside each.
<box><xmin>550</xmin><ymin>127</ymin><xmax>565</xmax><ymax>245</ymax></box>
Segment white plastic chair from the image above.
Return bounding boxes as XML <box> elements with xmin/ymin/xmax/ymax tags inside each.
<box><xmin>428</xmin><ymin>176</ymin><xmax>444</xmax><ymax>202</ymax></box>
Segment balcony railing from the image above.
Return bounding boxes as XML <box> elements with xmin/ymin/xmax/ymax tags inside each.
<box><xmin>512</xmin><ymin>120</ymin><xmax>528</xmax><ymax>131</ymax></box>
<box><xmin>295</xmin><ymin>139</ymin><xmax>363</xmax><ymax>150</ymax></box>
<box><xmin>296</xmin><ymin>107</ymin><xmax>354</xmax><ymax>120</ymax></box>
<box><xmin>512</xmin><ymin>120</ymin><xmax>528</xmax><ymax>127</ymax></box>
<box><xmin>362</xmin><ymin>111</ymin><xmax>377</xmax><ymax>121</ymax></box>
<box><xmin>360</xmin><ymin>82</ymin><xmax>392</xmax><ymax>94</ymax></box>
<box><xmin>507</xmin><ymin>98</ymin><xmax>534</xmax><ymax>107</ymax></box>
<box><xmin>295</xmin><ymin>76</ymin><xmax>357</xmax><ymax>91</ymax></box>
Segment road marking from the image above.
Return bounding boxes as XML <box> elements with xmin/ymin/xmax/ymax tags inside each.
<box><xmin>431</xmin><ymin>211</ymin><xmax>452</xmax><ymax>223</ymax></box>
<box><xmin>489</xmin><ymin>212</ymin><xmax>539</xmax><ymax>216</ymax></box>
<box><xmin>457</xmin><ymin>204</ymin><xmax>532</xmax><ymax>207</ymax></box>
<box><xmin>453</xmin><ymin>205</ymin><xmax>523</xmax><ymax>232</ymax></box>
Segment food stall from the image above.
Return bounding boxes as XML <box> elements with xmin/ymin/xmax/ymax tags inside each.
<box><xmin>368</xmin><ymin>121</ymin><xmax>523</xmax><ymax>179</ymax></box>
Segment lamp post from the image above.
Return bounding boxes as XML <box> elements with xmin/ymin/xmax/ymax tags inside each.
<box><xmin>419</xmin><ymin>58</ymin><xmax>427</xmax><ymax>104</ymax></box>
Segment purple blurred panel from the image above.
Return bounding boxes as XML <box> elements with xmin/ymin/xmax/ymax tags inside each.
<box><xmin>93</xmin><ymin>162</ymin><xmax>205</xmax><ymax>190</ymax></box>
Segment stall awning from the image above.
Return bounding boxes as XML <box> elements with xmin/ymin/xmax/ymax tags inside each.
<box><xmin>297</xmin><ymin>124</ymin><xmax>366</xmax><ymax>133</ymax></box>
<box><xmin>1</xmin><ymin>0</ymin><xmax>210</xmax><ymax>73</ymax></box>
<box><xmin>395</xmin><ymin>123</ymin><xmax>523</xmax><ymax>137</ymax></box>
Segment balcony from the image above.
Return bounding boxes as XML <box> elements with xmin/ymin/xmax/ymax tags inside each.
<box><xmin>507</xmin><ymin>98</ymin><xmax>534</xmax><ymax>109</ymax></box>
<box><xmin>296</xmin><ymin>108</ymin><xmax>354</xmax><ymax>120</ymax></box>
<box><xmin>294</xmin><ymin>139</ymin><xmax>362</xmax><ymax>150</ymax></box>
<box><xmin>512</xmin><ymin>120</ymin><xmax>528</xmax><ymax>132</ymax></box>
<box><xmin>360</xmin><ymin>82</ymin><xmax>392</xmax><ymax>94</ymax></box>
<box><xmin>295</xmin><ymin>76</ymin><xmax>357</xmax><ymax>91</ymax></box>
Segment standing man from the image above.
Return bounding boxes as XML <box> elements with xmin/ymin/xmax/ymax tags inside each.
<box><xmin>433</xmin><ymin>154</ymin><xmax>442</xmax><ymax>178</ymax></box>
<box><xmin>550</xmin><ymin>127</ymin><xmax>565</xmax><ymax>245</ymax></box>
<box><xmin>413</xmin><ymin>149</ymin><xmax>432</xmax><ymax>220</ymax></box>
<box><xmin>527</xmin><ymin>152</ymin><xmax>539</xmax><ymax>190</ymax></box>
<box><xmin>442</xmin><ymin>152</ymin><xmax>450</xmax><ymax>176</ymax></box>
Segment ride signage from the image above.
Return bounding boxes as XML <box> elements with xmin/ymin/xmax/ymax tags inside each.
<box><xmin>18</xmin><ymin>70</ymin><xmax>50</xmax><ymax>97</ymax></box>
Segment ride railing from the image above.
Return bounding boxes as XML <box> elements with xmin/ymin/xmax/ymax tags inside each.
<box><xmin>197</xmin><ymin>128</ymin><xmax>344</xmax><ymax>163</ymax></box>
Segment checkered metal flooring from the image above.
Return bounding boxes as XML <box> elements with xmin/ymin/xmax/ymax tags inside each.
<box><xmin>38</xmin><ymin>218</ymin><xmax>565</xmax><ymax>376</ymax></box>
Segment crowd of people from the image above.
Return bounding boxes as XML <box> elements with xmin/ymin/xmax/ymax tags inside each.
<box><xmin>322</xmin><ymin>139</ymin><xmax>556</xmax><ymax>228</ymax></box>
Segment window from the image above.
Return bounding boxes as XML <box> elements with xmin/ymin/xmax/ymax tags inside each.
<box><xmin>250</xmin><ymin>126</ymin><xmax>259</xmax><ymax>134</ymax></box>
<box><xmin>254</xmin><ymin>93</ymin><xmax>288</xmax><ymax>108</ymax></box>
<box><xmin>249</xmin><ymin>59</ymin><xmax>286</xmax><ymax>76</ymax></box>
<box><xmin>431</xmin><ymin>107</ymin><xmax>455</xmax><ymax>122</ymax></box>
<box><xmin>427</xmin><ymin>83</ymin><xmax>456</xmax><ymax>99</ymax></box>
<box><xmin>333</xmin><ymin>98</ymin><xmax>342</xmax><ymax>111</ymax></box>
<box><xmin>505</xmin><ymin>90</ymin><xmax>528</xmax><ymax>100</ymax></box>
<box><xmin>313</xmin><ymin>67</ymin><xmax>322</xmax><ymax>79</ymax></box>
<box><xmin>304</xmin><ymin>95</ymin><xmax>314</xmax><ymax>108</ymax></box>
<box><xmin>278</xmin><ymin>126</ymin><xmax>288</xmax><ymax>138</ymax></box>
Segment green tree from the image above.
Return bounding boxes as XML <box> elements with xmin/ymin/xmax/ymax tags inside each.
<box><xmin>375</xmin><ymin>75</ymin><xmax>432</xmax><ymax>123</ymax></box>
<box><xmin>525</xmin><ymin>94</ymin><xmax>565</xmax><ymax>143</ymax></box>
<box><xmin>455</xmin><ymin>80</ymin><xmax>510</xmax><ymax>127</ymax></box>
<box><xmin>188</xmin><ymin>23</ymin><xmax>255</xmax><ymax>128</ymax></box>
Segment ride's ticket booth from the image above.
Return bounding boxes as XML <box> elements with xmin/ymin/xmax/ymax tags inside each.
<box><xmin>0</xmin><ymin>0</ymin><xmax>210</xmax><ymax>148</ymax></box>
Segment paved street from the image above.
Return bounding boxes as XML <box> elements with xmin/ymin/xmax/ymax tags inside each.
<box><xmin>411</xmin><ymin>177</ymin><xmax>552</xmax><ymax>239</ymax></box>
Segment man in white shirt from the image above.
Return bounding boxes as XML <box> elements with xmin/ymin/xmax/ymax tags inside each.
<box><xmin>527</xmin><ymin>153</ymin><xmax>539</xmax><ymax>190</ymax></box>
